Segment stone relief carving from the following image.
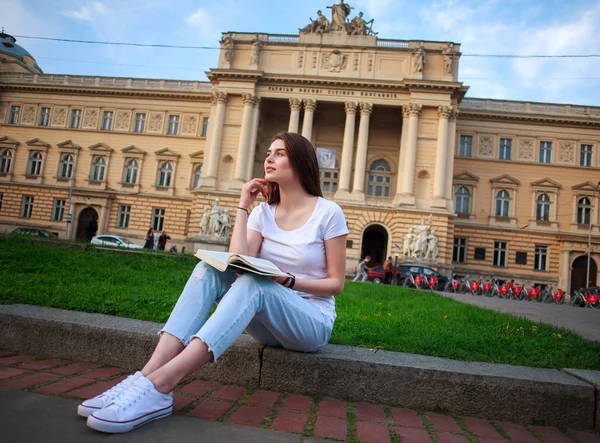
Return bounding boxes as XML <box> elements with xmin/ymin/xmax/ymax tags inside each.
<box><xmin>413</xmin><ymin>42</ymin><xmax>425</xmax><ymax>73</ymax></box>
<box><xmin>517</xmin><ymin>138</ymin><xmax>534</xmax><ymax>160</ymax></box>
<box><xmin>478</xmin><ymin>135</ymin><xmax>494</xmax><ymax>158</ymax></box>
<box><xmin>148</xmin><ymin>113</ymin><xmax>164</xmax><ymax>132</ymax></box>
<box><xmin>402</xmin><ymin>214</ymin><xmax>438</xmax><ymax>260</ymax></box>
<box><xmin>442</xmin><ymin>42</ymin><xmax>457</xmax><ymax>75</ymax></box>
<box><xmin>298</xmin><ymin>52</ymin><xmax>304</xmax><ymax>69</ymax></box>
<box><xmin>353</xmin><ymin>54</ymin><xmax>359</xmax><ymax>71</ymax></box>
<box><xmin>558</xmin><ymin>141</ymin><xmax>575</xmax><ymax>164</ymax></box>
<box><xmin>220</xmin><ymin>35</ymin><xmax>234</xmax><ymax>64</ymax></box>
<box><xmin>115</xmin><ymin>110</ymin><xmax>132</xmax><ymax>131</ymax></box>
<box><xmin>52</xmin><ymin>107</ymin><xmax>67</xmax><ymax>126</ymax></box>
<box><xmin>250</xmin><ymin>35</ymin><xmax>263</xmax><ymax>65</ymax></box>
<box><xmin>0</xmin><ymin>103</ymin><xmax>6</xmax><ymax>123</ymax></box>
<box><xmin>322</xmin><ymin>50</ymin><xmax>348</xmax><ymax>72</ymax></box>
<box><xmin>199</xmin><ymin>197</ymin><xmax>232</xmax><ymax>237</ymax></box>
<box><xmin>182</xmin><ymin>115</ymin><xmax>199</xmax><ymax>135</ymax></box>
<box><xmin>367</xmin><ymin>54</ymin><xmax>373</xmax><ymax>72</ymax></box>
<box><xmin>312</xmin><ymin>52</ymin><xmax>318</xmax><ymax>69</ymax></box>
<box><xmin>21</xmin><ymin>105</ymin><xmax>37</xmax><ymax>125</ymax></box>
<box><xmin>83</xmin><ymin>109</ymin><xmax>99</xmax><ymax>128</ymax></box>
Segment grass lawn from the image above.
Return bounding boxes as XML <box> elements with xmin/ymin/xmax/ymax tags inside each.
<box><xmin>1</xmin><ymin>235</ymin><xmax>599</xmax><ymax>370</ymax></box>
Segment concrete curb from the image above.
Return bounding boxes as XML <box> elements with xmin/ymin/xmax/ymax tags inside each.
<box><xmin>0</xmin><ymin>304</ymin><xmax>596</xmax><ymax>430</ymax></box>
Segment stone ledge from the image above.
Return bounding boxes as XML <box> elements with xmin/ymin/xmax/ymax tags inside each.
<box><xmin>563</xmin><ymin>368</ymin><xmax>600</xmax><ymax>431</ymax></box>
<box><xmin>0</xmin><ymin>304</ymin><xmax>596</xmax><ymax>429</ymax></box>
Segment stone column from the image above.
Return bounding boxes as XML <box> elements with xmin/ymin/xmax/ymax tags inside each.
<box><xmin>301</xmin><ymin>99</ymin><xmax>317</xmax><ymax>142</ymax></box>
<box><xmin>395</xmin><ymin>103</ymin><xmax>421</xmax><ymax>206</ymax></box>
<box><xmin>559</xmin><ymin>249</ymin><xmax>570</xmax><ymax>295</ymax></box>
<box><xmin>350</xmin><ymin>103</ymin><xmax>373</xmax><ymax>200</ymax></box>
<box><xmin>335</xmin><ymin>102</ymin><xmax>357</xmax><ymax>200</ymax></box>
<box><xmin>245</xmin><ymin>98</ymin><xmax>261</xmax><ymax>181</ymax></box>
<box><xmin>444</xmin><ymin>108</ymin><xmax>459</xmax><ymax>210</ymax></box>
<box><xmin>394</xmin><ymin>107</ymin><xmax>411</xmax><ymax>204</ymax></box>
<box><xmin>231</xmin><ymin>93</ymin><xmax>257</xmax><ymax>189</ymax></box>
<box><xmin>200</xmin><ymin>92</ymin><xmax>227</xmax><ymax>189</ymax></box>
<box><xmin>288</xmin><ymin>98</ymin><xmax>302</xmax><ymax>133</ymax></box>
<box><xmin>432</xmin><ymin>105</ymin><xmax>452</xmax><ymax>208</ymax></box>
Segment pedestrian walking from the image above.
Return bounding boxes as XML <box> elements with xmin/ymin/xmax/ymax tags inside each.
<box><xmin>352</xmin><ymin>255</ymin><xmax>371</xmax><ymax>282</ymax></box>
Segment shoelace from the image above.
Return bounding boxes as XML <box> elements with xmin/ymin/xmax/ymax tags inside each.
<box><xmin>113</xmin><ymin>382</ymin><xmax>150</xmax><ymax>410</ymax></box>
<box><xmin>103</xmin><ymin>374</ymin><xmax>136</xmax><ymax>399</ymax></box>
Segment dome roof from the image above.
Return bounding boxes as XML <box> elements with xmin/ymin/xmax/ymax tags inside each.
<box><xmin>0</xmin><ymin>31</ymin><xmax>42</xmax><ymax>72</ymax></box>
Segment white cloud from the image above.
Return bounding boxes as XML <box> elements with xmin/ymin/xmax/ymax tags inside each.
<box><xmin>185</xmin><ymin>8</ymin><xmax>220</xmax><ymax>41</ymax></box>
<box><xmin>63</xmin><ymin>2</ymin><xmax>109</xmax><ymax>22</ymax></box>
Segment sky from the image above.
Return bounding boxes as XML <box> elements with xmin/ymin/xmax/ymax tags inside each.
<box><xmin>4</xmin><ymin>0</ymin><xmax>600</xmax><ymax>106</ymax></box>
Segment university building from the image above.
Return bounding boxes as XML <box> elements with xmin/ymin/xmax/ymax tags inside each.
<box><xmin>0</xmin><ymin>9</ymin><xmax>599</xmax><ymax>293</ymax></box>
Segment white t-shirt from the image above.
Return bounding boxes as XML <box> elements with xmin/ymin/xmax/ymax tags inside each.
<box><xmin>247</xmin><ymin>197</ymin><xmax>349</xmax><ymax>322</ymax></box>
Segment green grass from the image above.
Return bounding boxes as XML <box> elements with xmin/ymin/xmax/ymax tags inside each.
<box><xmin>1</xmin><ymin>235</ymin><xmax>599</xmax><ymax>370</ymax></box>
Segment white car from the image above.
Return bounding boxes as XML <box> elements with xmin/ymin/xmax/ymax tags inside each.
<box><xmin>90</xmin><ymin>235</ymin><xmax>143</xmax><ymax>249</ymax></box>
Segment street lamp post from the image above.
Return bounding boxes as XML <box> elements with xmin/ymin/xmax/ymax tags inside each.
<box><xmin>586</xmin><ymin>181</ymin><xmax>600</xmax><ymax>288</ymax></box>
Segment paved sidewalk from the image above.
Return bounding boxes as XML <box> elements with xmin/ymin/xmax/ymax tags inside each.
<box><xmin>437</xmin><ymin>292</ymin><xmax>600</xmax><ymax>342</ymax></box>
<box><xmin>1</xmin><ymin>349</ymin><xmax>599</xmax><ymax>443</ymax></box>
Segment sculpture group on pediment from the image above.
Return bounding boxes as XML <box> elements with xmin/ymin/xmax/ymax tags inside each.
<box><xmin>402</xmin><ymin>214</ymin><xmax>439</xmax><ymax>260</ymax></box>
<box><xmin>300</xmin><ymin>2</ymin><xmax>377</xmax><ymax>36</ymax></box>
<box><xmin>199</xmin><ymin>197</ymin><xmax>232</xmax><ymax>238</ymax></box>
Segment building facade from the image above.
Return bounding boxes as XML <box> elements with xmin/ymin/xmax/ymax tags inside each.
<box><xmin>0</xmin><ymin>19</ymin><xmax>599</xmax><ymax>293</ymax></box>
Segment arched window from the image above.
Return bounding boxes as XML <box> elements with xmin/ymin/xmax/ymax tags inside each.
<box><xmin>193</xmin><ymin>164</ymin><xmax>202</xmax><ymax>189</ymax></box>
<box><xmin>577</xmin><ymin>197</ymin><xmax>591</xmax><ymax>224</ymax></box>
<box><xmin>158</xmin><ymin>161</ymin><xmax>173</xmax><ymax>187</ymax></box>
<box><xmin>124</xmin><ymin>159</ymin><xmax>139</xmax><ymax>184</ymax></box>
<box><xmin>495</xmin><ymin>189</ymin><xmax>510</xmax><ymax>217</ymax></box>
<box><xmin>455</xmin><ymin>186</ymin><xmax>470</xmax><ymax>213</ymax></box>
<box><xmin>28</xmin><ymin>151</ymin><xmax>43</xmax><ymax>176</ymax></box>
<box><xmin>536</xmin><ymin>193</ymin><xmax>550</xmax><ymax>221</ymax></box>
<box><xmin>367</xmin><ymin>159</ymin><xmax>391</xmax><ymax>197</ymax></box>
<box><xmin>0</xmin><ymin>150</ymin><xmax>12</xmax><ymax>173</ymax></box>
<box><xmin>91</xmin><ymin>157</ymin><xmax>106</xmax><ymax>181</ymax></box>
<box><xmin>60</xmin><ymin>154</ymin><xmax>74</xmax><ymax>179</ymax></box>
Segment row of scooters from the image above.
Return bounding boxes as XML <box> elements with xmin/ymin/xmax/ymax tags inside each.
<box><xmin>405</xmin><ymin>274</ymin><xmax>600</xmax><ymax>309</ymax></box>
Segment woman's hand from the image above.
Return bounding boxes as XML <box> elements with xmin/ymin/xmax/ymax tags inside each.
<box><xmin>271</xmin><ymin>275</ymin><xmax>289</xmax><ymax>285</ymax></box>
<box><xmin>239</xmin><ymin>178</ymin><xmax>269</xmax><ymax>209</ymax></box>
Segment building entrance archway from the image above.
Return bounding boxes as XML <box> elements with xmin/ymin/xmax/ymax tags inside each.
<box><xmin>360</xmin><ymin>224</ymin><xmax>388</xmax><ymax>266</ymax></box>
<box><xmin>570</xmin><ymin>255</ymin><xmax>597</xmax><ymax>294</ymax></box>
<box><xmin>76</xmin><ymin>207</ymin><xmax>99</xmax><ymax>241</ymax></box>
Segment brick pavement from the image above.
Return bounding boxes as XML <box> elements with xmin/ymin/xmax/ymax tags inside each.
<box><xmin>1</xmin><ymin>350</ymin><xmax>599</xmax><ymax>443</ymax></box>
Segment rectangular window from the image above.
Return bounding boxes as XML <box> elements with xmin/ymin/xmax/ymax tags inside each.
<box><xmin>167</xmin><ymin>115</ymin><xmax>180</xmax><ymax>135</ymax></box>
<box><xmin>134</xmin><ymin>113</ymin><xmax>146</xmax><ymax>132</ymax></box>
<box><xmin>452</xmin><ymin>237</ymin><xmax>466</xmax><ymax>263</ymax></box>
<box><xmin>52</xmin><ymin>199</ymin><xmax>66</xmax><ymax>222</ymax></box>
<box><xmin>458</xmin><ymin>135</ymin><xmax>472</xmax><ymax>157</ymax></box>
<box><xmin>499</xmin><ymin>138</ymin><xmax>512</xmax><ymax>160</ymax></box>
<box><xmin>201</xmin><ymin>117</ymin><xmax>209</xmax><ymax>137</ymax></box>
<box><xmin>534</xmin><ymin>245</ymin><xmax>548</xmax><ymax>271</ymax></box>
<box><xmin>118</xmin><ymin>205</ymin><xmax>131</xmax><ymax>228</ymax></box>
<box><xmin>70</xmin><ymin>109</ymin><xmax>82</xmax><ymax>128</ymax></box>
<box><xmin>39</xmin><ymin>107</ymin><xmax>51</xmax><ymax>126</ymax></box>
<box><xmin>101</xmin><ymin>111</ymin><xmax>113</xmax><ymax>131</ymax></box>
<box><xmin>539</xmin><ymin>141</ymin><xmax>552</xmax><ymax>163</ymax></box>
<box><xmin>493</xmin><ymin>241</ymin><xmax>507</xmax><ymax>267</ymax></box>
<box><xmin>320</xmin><ymin>169</ymin><xmax>339</xmax><ymax>193</ymax></box>
<box><xmin>152</xmin><ymin>208</ymin><xmax>165</xmax><ymax>232</ymax></box>
<box><xmin>21</xmin><ymin>196</ymin><xmax>34</xmax><ymax>218</ymax></box>
<box><xmin>580</xmin><ymin>144</ymin><xmax>593</xmax><ymax>167</ymax></box>
<box><xmin>9</xmin><ymin>105</ymin><xmax>20</xmax><ymax>124</ymax></box>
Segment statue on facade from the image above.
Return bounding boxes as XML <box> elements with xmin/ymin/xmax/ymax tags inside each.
<box><xmin>413</xmin><ymin>42</ymin><xmax>425</xmax><ymax>73</ymax></box>
<box><xmin>199</xmin><ymin>197</ymin><xmax>232</xmax><ymax>237</ymax></box>
<box><xmin>327</xmin><ymin>0</ymin><xmax>353</xmax><ymax>32</ymax></box>
<box><xmin>442</xmin><ymin>42</ymin><xmax>456</xmax><ymax>75</ymax></box>
<box><xmin>402</xmin><ymin>214</ymin><xmax>439</xmax><ymax>260</ymax></box>
<box><xmin>300</xmin><ymin>10</ymin><xmax>330</xmax><ymax>34</ymax></box>
<box><xmin>403</xmin><ymin>227</ymin><xmax>415</xmax><ymax>257</ymax></box>
<box><xmin>250</xmin><ymin>35</ymin><xmax>263</xmax><ymax>65</ymax></box>
<box><xmin>348</xmin><ymin>12</ymin><xmax>376</xmax><ymax>35</ymax></box>
<box><xmin>221</xmin><ymin>34</ymin><xmax>235</xmax><ymax>64</ymax></box>
<box><xmin>425</xmin><ymin>229</ymin><xmax>439</xmax><ymax>259</ymax></box>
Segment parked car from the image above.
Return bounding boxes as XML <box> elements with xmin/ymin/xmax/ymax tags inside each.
<box><xmin>367</xmin><ymin>266</ymin><xmax>402</xmax><ymax>284</ymax></box>
<box><xmin>90</xmin><ymin>235</ymin><xmax>143</xmax><ymax>249</ymax></box>
<box><xmin>11</xmin><ymin>227</ymin><xmax>58</xmax><ymax>238</ymax></box>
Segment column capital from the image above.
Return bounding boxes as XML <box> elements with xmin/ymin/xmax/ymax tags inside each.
<box><xmin>450</xmin><ymin>108</ymin><xmax>459</xmax><ymax>121</ymax></box>
<box><xmin>344</xmin><ymin>101</ymin><xmax>358</xmax><ymax>114</ymax></box>
<box><xmin>359</xmin><ymin>102</ymin><xmax>373</xmax><ymax>116</ymax></box>
<box><xmin>438</xmin><ymin>105</ymin><xmax>453</xmax><ymax>118</ymax></box>
<box><xmin>212</xmin><ymin>92</ymin><xmax>228</xmax><ymax>105</ymax></box>
<box><xmin>303</xmin><ymin>99</ymin><xmax>317</xmax><ymax>112</ymax></box>
<box><xmin>406</xmin><ymin>103</ymin><xmax>422</xmax><ymax>116</ymax></box>
<box><xmin>242</xmin><ymin>93</ymin><xmax>258</xmax><ymax>106</ymax></box>
<box><xmin>289</xmin><ymin>98</ymin><xmax>302</xmax><ymax>111</ymax></box>
<box><xmin>402</xmin><ymin>107</ymin><xmax>411</xmax><ymax>119</ymax></box>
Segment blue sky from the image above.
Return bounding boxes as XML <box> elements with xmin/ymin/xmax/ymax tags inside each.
<box><xmin>5</xmin><ymin>0</ymin><xmax>600</xmax><ymax>106</ymax></box>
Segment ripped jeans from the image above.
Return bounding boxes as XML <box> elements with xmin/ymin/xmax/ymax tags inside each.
<box><xmin>160</xmin><ymin>262</ymin><xmax>333</xmax><ymax>361</ymax></box>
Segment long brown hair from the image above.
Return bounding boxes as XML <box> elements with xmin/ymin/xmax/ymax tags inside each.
<box><xmin>267</xmin><ymin>132</ymin><xmax>323</xmax><ymax>204</ymax></box>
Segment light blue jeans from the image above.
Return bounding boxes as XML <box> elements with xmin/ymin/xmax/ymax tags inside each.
<box><xmin>160</xmin><ymin>262</ymin><xmax>333</xmax><ymax>361</ymax></box>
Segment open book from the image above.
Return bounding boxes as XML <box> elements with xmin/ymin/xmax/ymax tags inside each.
<box><xmin>194</xmin><ymin>249</ymin><xmax>291</xmax><ymax>278</ymax></box>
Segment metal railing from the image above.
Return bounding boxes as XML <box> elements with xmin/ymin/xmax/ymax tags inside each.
<box><xmin>460</xmin><ymin>98</ymin><xmax>600</xmax><ymax>118</ymax></box>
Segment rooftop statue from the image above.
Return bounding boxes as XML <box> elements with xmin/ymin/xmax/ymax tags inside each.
<box><xmin>300</xmin><ymin>2</ymin><xmax>376</xmax><ymax>36</ymax></box>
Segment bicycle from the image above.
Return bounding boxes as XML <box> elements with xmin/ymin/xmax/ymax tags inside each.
<box><xmin>570</xmin><ymin>289</ymin><xmax>600</xmax><ymax>308</ymax></box>
<box><xmin>403</xmin><ymin>273</ymin><xmax>426</xmax><ymax>289</ymax></box>
<box><xmin>443</xmin><ymin>274</ymin><xmax>461</xmax><ymax>293</ymax></box>
<box><xmin>541</xmin><ymin>285</ymin><xmax>565</xmax><ymax>305</ymax></box>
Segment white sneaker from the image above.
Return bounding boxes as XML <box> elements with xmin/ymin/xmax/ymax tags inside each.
<box><xmin>77</xmin><ymin>371</ymin><xmax>143</xmax><ymax>418</ymax></box>
<box><xmin>87</xmin><ymin>375</ymin><xmax>173</xmax><ymax>433</ymax></box>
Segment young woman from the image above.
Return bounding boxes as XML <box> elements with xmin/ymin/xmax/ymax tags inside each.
<box><xmin>143</xmin><ymin>228</ymin><xmax>155</xmax><ymax>249</ymax></box>
<box><xmin>81</xmin><ymin>132</ymin><xmax>349</xmax><ymax>433</ymax></box>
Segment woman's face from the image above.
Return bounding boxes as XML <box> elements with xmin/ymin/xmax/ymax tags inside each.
<box><xmin>264</xmin><ymin>139</ymin><xmax>295</xmax><ymax>184</ymax></box>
